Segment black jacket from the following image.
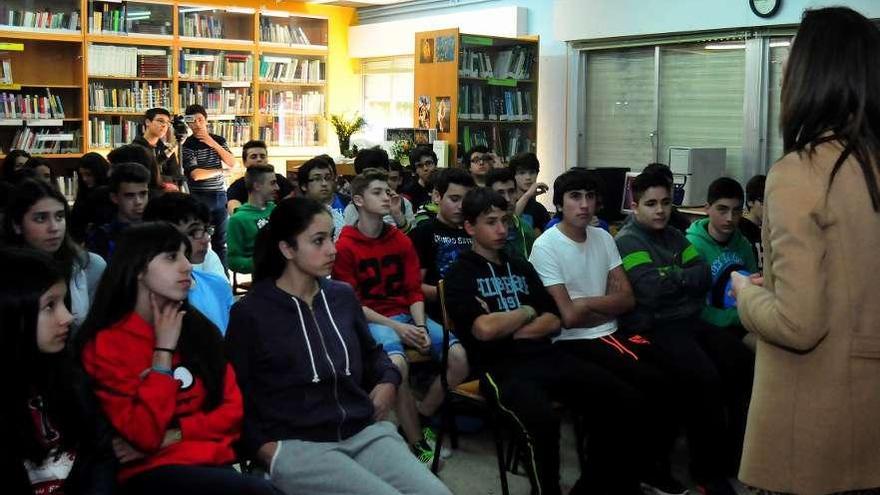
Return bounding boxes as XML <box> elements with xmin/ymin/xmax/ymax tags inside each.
<box><xmin>226</xmin><ymin>277</ymin><xmax>401</xmax><ymax>458</ymax></box>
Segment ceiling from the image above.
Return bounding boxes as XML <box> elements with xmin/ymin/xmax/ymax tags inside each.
<box><xmin>306</xmin><ymin>0</ymin><xmax>413</xmax><ymax>7</ymax></box>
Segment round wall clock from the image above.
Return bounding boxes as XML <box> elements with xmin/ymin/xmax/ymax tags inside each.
<box><xmin>750</xmin><ymin>0</ymin><xmax>782</xmax><ymax>18</ymax></box>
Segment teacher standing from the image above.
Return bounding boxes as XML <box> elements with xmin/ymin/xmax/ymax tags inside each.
<box><xmin>731</xmin><ymin>7</ymin><xmax>880</xmax><ymax>495</ymax></box>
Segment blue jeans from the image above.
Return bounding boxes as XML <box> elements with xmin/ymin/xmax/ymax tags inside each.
<box><xmin>368</xmin><ymin>314</ymin><xmax>458</xmax><ymax>361</ymax></box>
<box><xmin>192</xmin><ymin>190</ymin><xmax>228</xmax><ymax>268</ymax></box>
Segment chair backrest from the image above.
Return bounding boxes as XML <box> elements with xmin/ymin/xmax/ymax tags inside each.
<box><xmin>438</xmin><ymin>278</ymin><xmax>454</xmax><ymax>334</ymax></box>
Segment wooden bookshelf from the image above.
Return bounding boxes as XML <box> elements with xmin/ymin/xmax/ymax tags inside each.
<box><xmin>0</xmin><ymin>0</ymin><xmax>332</xmax><ymax>170</ymax></box>
<box><xmin>413</xmin><ymin>28</ymin><xmax>539</xmax><ymax>166</ymax></box>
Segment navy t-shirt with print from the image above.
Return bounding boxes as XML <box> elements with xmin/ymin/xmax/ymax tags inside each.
<box><xmin>408</xmin><ymin>217</ymin><xmax>473</xmax><ymax>286</ymax></box>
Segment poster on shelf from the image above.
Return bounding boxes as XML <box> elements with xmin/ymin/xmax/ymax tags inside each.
<box><xmin>417</xmin><ymin>96</ymin><xmax>430</xmax><ymax>129</ymax></box>
<box><xmin>419</xmin><ymin>38</ymin><xmax>434</xmax><ymax>64</ymax></box>
<box><xmin>434</xmin><ymin>36</ymin><xmax>455</xmax><ymax>62</ymax></box>
<box><xmin>435</xmin><ymin>96</ymin><xmax>450</xmax><ymax>133</ymax></box>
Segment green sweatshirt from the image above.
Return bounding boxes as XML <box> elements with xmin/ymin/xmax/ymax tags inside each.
<box><xmin>685</xmin><ymin>218</ymin><xmax>758</xmax><ymax>328</ymax></box>
<box><xmin>504</xmin><ymin>214</ymin><xmax>537</xmax><ymax>261</ymax></box>
<box><xmin>614</xmin><ymin>216</ymin><xmax>711</xmax><ymax>334</ymax></box>
<box><xmin>228</xmin><ymin>201</ymin><xmax>276</xmax><ymax>274</ymax></box>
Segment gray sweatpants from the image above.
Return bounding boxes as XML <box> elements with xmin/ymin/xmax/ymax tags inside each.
<box><xmin>268</xmin><ymin>421</ymin><xmax>451</xmax><ymax>495</ymax></box>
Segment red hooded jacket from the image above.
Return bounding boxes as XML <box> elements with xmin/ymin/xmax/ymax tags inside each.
<box><xmin>81</xmin><ymin>312</ymin><xmax>242</xmax><ymax>481</ymax></box>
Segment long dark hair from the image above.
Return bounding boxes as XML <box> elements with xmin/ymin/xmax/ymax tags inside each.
<box><xmin>108</xmin><ymin>144</ymin><xmax>164</xmax><ymax>190</ymax></box>
<box><xmin>1</xmin><ymin>149</ymin><xmax>30</xmax><ymax>182</ymax></box>
<box><xmin>253</xmin><ymin>197</ymin><xmax>329</xmax><ymax>282</ymax></box>
<box><xmin>75</xmin><ymin>222</ymin><xmax>227</xmax><ymax>410</ymax></box>
<box><xmin>781</xmin><ymin>7</ymin><xmax>880</xmax><ymax>210</ymax></box>
<box><xmin>0</xmin><ymin>247</ymin><xmax>80</xmax><ymax>462</ymax></box>
<box><xmin>75</xmin><ymin>152</ymin><xmax>110</xmax><ymax>202</ymax></box>
<box><xmin>2</xmin><ymin>179</ymin><xmax>87</xmax><ymax>279</ymax></box>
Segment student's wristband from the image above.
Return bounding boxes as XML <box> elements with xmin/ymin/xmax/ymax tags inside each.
<box><xmin>416</xmin><ymin>324</ymin><xmax>428</xmax><ymax>329</ymax></box>
<box><xmin>520</xmin><ymin>305</ymin><xmax>537</xmax><ymax>323</ymax></box>
<box><xmin>154</xmin><ymin>347</ymin><xmax>176</xmax><ymax>354</ymax></box>
<box><xmin>151</xmin><ymin>366</ymin><xmax>173</xmax><ymax>376</ymax></box>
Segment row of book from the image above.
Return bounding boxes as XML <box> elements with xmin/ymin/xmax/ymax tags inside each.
<box><xmin>208</xmin><ymin>120</ymin><xmax>250</xmax><ymax>147</ymax></box>
<box><xmin>1</xmin><ymin>8</ymin><xmax>80</xmax><ymax>31</ymax></box>
<box><xmin>179</xmin><ymin>84</ymin><xmax>252</xmax><ymax>115</ymax></box>
<box><xmin>88</xmin><ymin>45</ymin><xmax>170</xmax><ymax>78</ymax></box>
<box><xmin>89</xmin><ymin>3</ymin><xmax>125</xmax><ymax>33</ymax></box>
<box><xmin>88</xmin><ymin>82</ymin><xmax>171</xmax><ymax>113</ymax></box>
<box><xmin>258</xmin><ymin>90</ymin><xmax>324</xmax><ymax>116</ymax></box>
<box><xmin>259</xmin><ymin>56</ymin><xmax>325</xmax><ymax>83</ymax></box>
<box><xmin>0</xmin><ymin>90</ymin><xmax>66</xmax><ymax>119</ymax></box>
<box><xmin>459</xmin><ymin>85</ymin><xmax>534</xmax><ymax>121</ymax></box>
<box><xmin>258</xmin><ymin>119</ymin><xmax>320</xmax><ymax>147</ymax></box>
<box><xmin>89</xmin><ymin>117</ymin><xmax>139</xmax><ymax>148</ymax></box>
<box><xmin>259</xmin><ymin>19</ymin><xmax>312</xmax><ymax>45</ymax></box>
<box><xmin>0</xmin><ymin>57</ymin><xmax>11</xmax><ymax>85</ymax></box>
<box><xmin>9</xmin><ymin>127</ymin><xmax>81</xmax><ymax>154</ymax></box>
<box><xmin>459</xmin><ymin>46</ymin><xmax>536</xmax><ymax>80</ymax></box>
<box><xmin>179</xmin><ymin>51</ymin><xmax>253</xmax><ymax>81</ymax></box>
<box><xmin>459</xmin><ymin>126</ymin><xmax>533</xmax><ymax>161</ymax></box>
<box><xmin>180</xmin><ymin>13</ymin><xmax>223</xmax><ymax>38</ymax></box>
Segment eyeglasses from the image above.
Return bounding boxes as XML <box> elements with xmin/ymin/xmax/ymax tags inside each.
<box><xmin>471</xmin><ymin>155</ymin><xmax>491</xmax><ymax>163</ymax></box>
<box><xmin>308</xmin><ymin>175</ymin><xmax>334</xmax><ymax>184</ymax></box>
<box><xmin>152</xmin><ymin>119</ymin><xmax>171</xmax><ymax>125</ymax></box>
<box><xmin>417</xmin><ymin>159</ymin><xmax>436</xmax><ymax>167</ymax></box>
<box><xmin>187</xmin><ymin>226</ymin><xmax>215</xmax><ymax>240</ymax></box>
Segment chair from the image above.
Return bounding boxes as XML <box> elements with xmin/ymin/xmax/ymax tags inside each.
<box><xmin>231</xmin><ymin>271</ymin><xmax>252</xmax><ymax>295</ymax></box>
<box><xmin>430</xmin><ymin>279</ymin><xmax>537</xmax><ymax>495</ymax></box>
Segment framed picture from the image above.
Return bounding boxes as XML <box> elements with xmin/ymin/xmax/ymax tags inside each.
<box><xmin>435</xmin><ymin>35</ymin><xmax>455</xmax><ymax>62</ymax></box>
<box><xmin>419</xmin><ymin>38</ymin><xmax>434</xmax><ymax>63</ymax></box>
<box><xmin>435</xmin><ymin>96</ymin><xmax>451</xmax><ymax>133</ymax></box>
<box><xmin>417</xmin><ymin>95</ymin><xmax>430</xmax><ymax>129</ymax></box>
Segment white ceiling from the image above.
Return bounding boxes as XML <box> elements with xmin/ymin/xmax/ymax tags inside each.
<box><xmin>306</xmin><ymin>0</ymin><xmax>413</xmax><ymax>7</ymax></box>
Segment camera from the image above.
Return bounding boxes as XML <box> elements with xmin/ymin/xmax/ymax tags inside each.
<box><xmin>171</xmin><ymin>114</ymin><xmax>192</xmax><ymax>141</ymax></box>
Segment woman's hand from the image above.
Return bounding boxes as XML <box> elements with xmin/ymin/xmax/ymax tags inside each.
<box><xmin>730</xmin><ymin>271</ymin><xmax>757</xmax><ymax>300</ymax></box>
<box><xmin>151</xmin><ymin>292</ymin><xmax>185</xmax><ymax>350</ymax></box>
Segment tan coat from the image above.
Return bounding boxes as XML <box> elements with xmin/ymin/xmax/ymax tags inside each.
<box><xmin>737</xmin><ymin>142</ymin><xmax>880</xmax><ymax>494</ymax></box>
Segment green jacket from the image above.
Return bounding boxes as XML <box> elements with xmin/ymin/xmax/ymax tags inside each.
<box><xmin>228</xmin><ymin>201</ymin><xmax>276</xmax><ymax>274</ymax></box>
<box><xmin>504</xmin><ymin>214</ymin><xmax>536</xmax><ymax>261</ymax></box>
<box><xmin>614</xmin><ymin>216</ymin><xmax>711</xmax><ymax>334</ymax></box>
<box><xmin>685</xmin><ymin>218</ymin><xmax>758</xmax><ymax>328</ymax></box>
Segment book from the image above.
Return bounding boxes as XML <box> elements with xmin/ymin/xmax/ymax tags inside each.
<box><xmin>10</xmin><ymin>127</ymin><xmax>81</xmax><ymax>154</ymax></box>
<box><xmin>179</xmin><ymin>83</ymin><xmax>252</xmax><ymax>114</ymax></box>
<box><xmin>88</xmin><ymin>81</ymin><xmax>171</xmax><ymax>112</ymax></box>
<box><xmin>0</xmin><ymin>89</ymin><xmax>65</xmax><ymax>119</ymax></box>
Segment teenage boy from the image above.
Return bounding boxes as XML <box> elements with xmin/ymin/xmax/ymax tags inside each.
<box><xmin>464</xmin><ymin>145</ymin><xmax>491</xmax><ymax>186</ymax></box>
<box><xmin>143</xmin><ymin>192</ymin><xmax>234</xmax><ymax>334</ymax></box>
<box><xmin>342</xmin><ymin>148</ymin><xmax>415</xmax><ymax>232</ymax></box>
<box><xmin>333</xmin><ymin>169</ymin><xmax>469</xmax><ymax>466</ymax></box>
<box><xmin>133</xmin><ymin>107</ymin><xmax>180</xmax><ymax>180</ymax></box>
<box><xmin>402</xmin><ymin>146</ymin><xmax>437</xmax><ymax>211</ymax></box>
<box><xmin>228</xmin><ymin>165</ymin><xmax>279</xmax><ymax>274</ymax></box>
<box><xmin>181</xmin><ymin>103</ymin><xmax>236</xmax><ymax>267</ymax></box>
<box><xmin>685</xmin><ymin>177</ymin><xmax>758</xmax><ymax>337</ymax></box>
<box><xmin>87</xmin><ymin>162</ymin><xmax>150</xmax><ymax>261</ymax></box>
<box><xmin>740</xmin><ymin>174</ymin><xmax>765</xmax><ymax>271</ymax></box>
<box><xmin>226</xmin><ymin>140</ymin><xmax>295</xmax><ymax>214</ymax></box>
<box><xmin>615</xmin><ymin>172</ymin><xmax>754</xmax><ymax>495</ymax></box>
<box><xmin>298</xmin><ymin>156</ymin><xmax>345</xmax><ymax>238</ymax></box>
<box><xmin>530</xmin><ymin>169</ymin><xmax>685</xmax><ymax>495</ymax></box>
<box><xmin>445</xmin><ymin>188</ymin><xmax>649</xmax><ymax>495</ymax></box>
<box><xmin>508</xmin><ymin>152</ymin><xmax>550</xmax><ymax>233</ymax></box>
<box><xmin>412</xmin><ymin>169</ymin><xmax>439</xmax><ymax>228</ymax></box>
<box><xmin>485</xmin><ymin>167</ymin><xmax>535</xmax><ymax>259</ymax></box>
<box><xmin>408</xmin><ymin>168</ymin><xmax>475</xmax><ymax>312</ymax></box>
<box><xmin>642</xmin><ymin>163</ymin><xmax>691</xmax><ymax>232</ymax></box>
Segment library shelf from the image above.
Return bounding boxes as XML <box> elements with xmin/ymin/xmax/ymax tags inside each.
<box><xmin>87</xmin><ymin>33</ymin><xmax>174</xmax><ymax>47</ymax></box>
<box><xmin>257</xmin><ymin>44</ymin><xmax>328</xmax><ymax>56</ymax></box>
<box><xmin>179</xmin><ymin>38</ymin><xmax>253</xmax><ymax>51</ymax></box>
<box><xmin>258</xmin><ymin>80</ymin><xmax>326</xmax><ymax>88</ymax></box>
<box><xmin>0</xmin><ymin>153</ymin><xmax>83</xmax><ymax>159</ymax></box>
<box><xmin>459</xmin><ymin>119</ymin><xmax>535</xmax><ymax>124</ymax></box>
<box><xmin>88</xmin><ymin>75</ymin><xmax>172</xmax><ymax>81</ymax></box>
<box><xmin>0</xmin><ymin>27</ymin><xmax>82</xmax><ymax>43</ymax></box>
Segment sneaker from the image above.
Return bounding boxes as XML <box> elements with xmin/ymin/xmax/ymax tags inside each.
<box><xmin>422</xmin><ymin>427</ymin><xmax>452</xmax><ymax>459</ymax></box>
<box><xmin>641</xmin><ymin>472</ymin><xmax>688</xmax><ymax>495</ymax></box>
<box><xmin>412</xmin><ymin>439</ymin><xmax>439</xmax><ymax>468</ymax></box>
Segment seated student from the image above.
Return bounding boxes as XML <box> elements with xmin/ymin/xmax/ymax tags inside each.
<box><xmin>70</xmin><ymin>152</ymin><xmax>111</xmax><ymax>243</ymax></box>
<box><xmin>509</xmin><ymin>152</ymin><xmax>551</xmax><ymax>233</ymax></box>
<box><xmin>408</xmin><ymin>168</ymin><xmax>476</xmax><ymax>312</ymax></box>
<box><xmin>4</xmin><ymin>179</ymin><xmax>106</xmax><ymax>331</ymax></box>
<box><xmin>402</xmin><ymin>146</ymin><xmax>437</xmax><ymax>211</ymax></box>
<box><xmin>739</xmin><ymin>174</ymin><xmax>765</xmax><ymax>272</ymax></box>
<box><xmin>445</xmin><ymin>188</ymin><xmax>649</xmax><ymax>495</ymax></box>
<box><xmin>642</xmin><ymin>163</ymin><xmax>691</xmax><ymax>232</ymax></box>
<box><xmin>685</xmin><ymin>177</ymin><xmax>758</xmax><ymax>339</ymax></box>
<box><xmin>344</xmin><ymin>152</ymin><xmax>414</xmax><ymax>231</ymax></box>
<box><xmin>412</xmin><ymin>169</ymin><xmax>440</xmax><ymax>228</ymax></box>
<box><xmin>316</xmin><ymin>153</ymin><xmax>350</xmax><ymax>215</ymax></box>
<box><xmin>76</xmin><ymin>223</ymin><xmax>278</xmax><ymax>495</ymax></box>
<box><xmin>226</xmin><ymin>197</ymin><xmax>451</xmax><ymax>495</ymax></box>
<box><xmin>486</xmin><ymin>167</ymin><xmax>536</xmax><ymax>259</ymax></box>
<box><xmin>1</xmin><ymin>149</ymin><xmax>31</xmax><ymax>182</ymax></box>
<box><xmin>332</xmin><ymin>169</ymin><xmax>468</xmax><ymax>465</ymax></box>
<box><xmin>143</xmin><ymin>193</ymin><xmax>234</xmax><ymax>334</ymax></box>
<box><xmin>24</xmin><ymin>157</ymin><xmax>54</xmax><ymax>184</ymax></box>
<box><xmin>0</xmin><ymin>247</ymin><xmax>116</xmax><ymax>495</ymax></box>
<box><xmin>108</xmin><ymin>144</ymin><xmax>178</xmax><ymax>193</ymax></box>
<box><xmin>228</xmin><ymin>165</ymin><xmax>278</xmax><ymax>274</ymax></box>
<box><xmin>86</xmin><ymin>162</ymin><xmax>151</xmax><ymax>261</ymax></box>
<box><xmin>298</xmin><ymin>156</ymin><xmax>345</xmax><ymax>238</ymax></box>
<box><xmin>464</xmin><ymin>145</ymin><xmax>491</xmax><ymax>187</ymax></box>
<box><xmin>530</xmin><ymin>169</ymin><xmax>685</xmax><ymax>494</ymax></box>
<box><xmin>615</xmin><ymin>172</ymin><xmax>754</xmax><ymax>495</ymax></box>
<box><xmin>226</xmin><ymin>140</ymin><xmax>294</xmax><ymax>214</ymax></box>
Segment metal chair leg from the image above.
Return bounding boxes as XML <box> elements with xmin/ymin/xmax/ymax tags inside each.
<box><xmin>492</xmin><ymin>414</ymin><xmax>511</xmax><ymax>495</ymax></box>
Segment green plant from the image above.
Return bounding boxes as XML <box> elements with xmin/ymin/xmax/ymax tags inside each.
<box><xmin>390</xmin><ymin>139</ymin><xmax>414</xmax><ymax>165</ymax></box>
<box><xmin>330</xmin><ymin>113</ymin><xmax>366</xmax><ymax>158</ymax></box>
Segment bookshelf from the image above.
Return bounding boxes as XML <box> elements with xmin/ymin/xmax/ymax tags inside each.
<box><xmin>0</xmin><ymin>0</ymin><xmax>332</xmax><ymax>172</ymax></box>
<box><xmin>412</xmin><ymin>28</ymin><xmax>538</xmax><ymax>166</ymax></box>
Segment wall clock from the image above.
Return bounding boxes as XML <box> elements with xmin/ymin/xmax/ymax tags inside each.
<box><xmin>750</xmin><ymin>0</ymin><xmax>782</xmax><ymax>18</ymax></box>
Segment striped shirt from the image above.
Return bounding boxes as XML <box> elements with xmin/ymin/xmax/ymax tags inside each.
<box><xmin>182</xmin><ymin>134</ymin><xmax>229</xmax><ymax>192</ymax></box>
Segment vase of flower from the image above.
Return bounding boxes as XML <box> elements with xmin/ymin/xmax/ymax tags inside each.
<box><xmin>330</xmin><ymin>113</ymin><xmax>367</xmax><ymax>158</ymax></box>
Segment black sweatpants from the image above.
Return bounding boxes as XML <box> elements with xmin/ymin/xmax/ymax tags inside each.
<box><xmin>480</xmin><ymin>347</ymin><xmax>649</xmax><ymax>495</ymax></box>
<box><xmin>124</xmin><ymin>465</ymin><xmax>282</xmax><ymax>495</ymax></box>
<box><xmin>557</xmin><ymin>334</ymin><xmax>680</xmax><ymax>475</ymax></box>
<box><xmin>647</xmin><ymin>318</ymin><xmax>755</xmax><ymax>483</ymax></box>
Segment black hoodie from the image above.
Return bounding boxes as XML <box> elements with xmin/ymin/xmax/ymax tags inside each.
<box><xmin>444</xmin><ymin>250</ymin><xmax>560</xmax><ymax>374</ymax></box>
<box><xmin>226</xmin><ymin>277</ymin><xmax>401</xmax><ymax>458</ymax></box>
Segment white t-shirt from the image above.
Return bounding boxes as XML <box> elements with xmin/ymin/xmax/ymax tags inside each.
<box><xmin>529</xmin><ymin>225</ymin><xmax>622</xmax><ymax>340</ymax></box>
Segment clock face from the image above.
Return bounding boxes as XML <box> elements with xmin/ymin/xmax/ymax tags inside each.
<box><xmin>751</xmin><ymin>0</ymin><xmax>781</xmax><ymax>17</ymax></box>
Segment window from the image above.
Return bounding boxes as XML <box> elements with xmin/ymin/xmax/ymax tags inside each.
<box><xmin>361</xmin><ymin>56</ymin><xmax>414</xmax><ymax>144</ymax></box>
<box><xmin>767</xmin><ymin>38</ymin><xmax>791</xmax><ymax>165</ymax></box>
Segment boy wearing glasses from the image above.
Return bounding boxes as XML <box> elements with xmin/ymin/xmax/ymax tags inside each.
<box><xmin>465</xmin><ymin>145</ymin><xmax>492</xmax><ymax>187</ymax></box>
<box><xmin>133</xmin><ymin>107</ymin><xmax>180</xmax><ymax>180</ymax></box>
<box><xmin>298</xmin><ymin>156</ymin><xmax>345</xmax><ymax>238</ymax></box>
<box><xmin>403</xmin><ymin>146</ymin><xmax>437</xmax><ymax>211</ymax></box>
<box><xmin>143</xmin><ymin>192</ymin><xmax>234</xmax><ymax>334</ymax></box>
